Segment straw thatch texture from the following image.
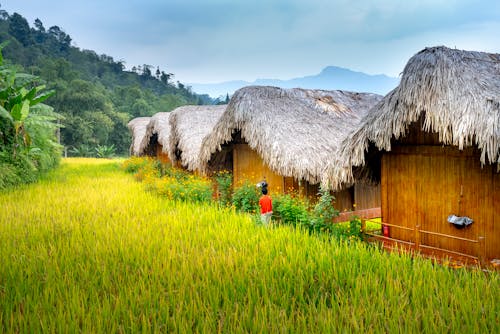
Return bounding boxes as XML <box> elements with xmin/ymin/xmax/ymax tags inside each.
<box><xmin>168</xmin><ymin>105</ymin><xmax>225</xmax><ymax>171</ymax></box>
<box><xmin>325</xmin><ymin>46</ymin><xmax>500</xmax><ymax>189</ymax></box>
<box><xmin>199</xmin><ymin>86</ymin><xmax>382</xmax><ymax>184</ymax></box>
<box><xmin>139</xmin><ymin>112</ymin><xmax>172</xmax><ymax>156</ymax></box>
<box><xmin>127</xmin><ymin>117</ymin><xmax>151</xmax><ymax>156</ymax></box>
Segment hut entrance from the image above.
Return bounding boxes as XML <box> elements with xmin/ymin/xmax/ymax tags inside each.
<box><xmin>381</xmin><ymin>145</ymin><xmax>499</xmax><ymax>264</ymax></box>
<box><xmin>156</xmin><ymin>143</ymin><xmax>171</xmax><ymax>164</ymax></box>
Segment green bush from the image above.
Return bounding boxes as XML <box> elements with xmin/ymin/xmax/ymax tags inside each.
<box><xmin>121</xmin><ymin>156</ymin><xmax>159</xmax><ymax>174</ymax></box>
<box><xmin>272</xmin><ymin>193</ymin><xmax>310</xmax><ymax>227</ymax></box>
<box><xmin>154</xmin><ymin>176</ymin><xmax>213</xmax><ymax>203</ymax></box>
<box><xmin>214</xmin><ymin>170</ymin><xmax>232</xmax><ymax>207</ymax></box>
<box><xmin>0</xmin><ymin>160</ymin><xmax>21</xmax><ymax>190</ymax></box>
<box><xmin>305</xmin><ymin>185</ymin><xmax>340</xmax><ymax>234</ymax></box>
<box><xmin>161</xmin><ymin>164</ymin><xmax>189</xmax><ymax>181</ymax></box>
<box><xmin>232</xmin><ymin>181</ymin><xmax>260</xmax><ymax>214</ymax></box>
<box><xmin>0</xmin><ymin>45</ymin><xmax>61</xmax><ymax>189</ymax></box>
<box><xmin>69</xmin><ymin>144</ymin><xmax>94</xmax><ymax>157</ymax></box>
<box><xmin>326</xmin><ymin>216</ymin><xmax>363</xmax><ymax>241</ymax></box>
<box><xmin>123</xmin><ymin>157</ymin><xmax>213</xmax><ymax>203</ymax></box>
<box><xmin>95</xmin><ymin>144</ymin><xmax>116</xmax><ymax>158</ymax></box>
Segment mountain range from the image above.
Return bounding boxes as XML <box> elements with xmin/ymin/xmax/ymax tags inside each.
<box><xmin>189</xmin><ymin>66</ymin><xmax>399</xmax><ymax>98</ymax></box>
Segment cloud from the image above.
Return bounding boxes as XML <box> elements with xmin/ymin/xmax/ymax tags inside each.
<box><xmin>1</xmin><ymin>0</ymin><xmax>499</xmax><ymax>82</ymax></box>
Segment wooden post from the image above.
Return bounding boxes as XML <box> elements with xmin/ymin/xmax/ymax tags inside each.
<box><xmin>478</xmin><ymin>236</ymin><xmax>486</xmax><ymax>265</ymax></box>
<box><xmin>361</xmin><ymin>219</ymin><xmax>366</xmax><ymax>242</ymax></box>
<box><xmin>415</xmin><ymin>224</ymin><xmax>420</xmax><ymax>251</ymax></box>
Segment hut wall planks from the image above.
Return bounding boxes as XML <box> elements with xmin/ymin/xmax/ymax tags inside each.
<box><xmin>156</xmin><ymin>144</ymin><xmax>171</xmax><ymax>165</ymax></box>
<box><xmin>382</xmin><ymin>144</ymin><xmax>499</xmax><ymax>262</ymax></box>
<box><xmin>232</xmin><ymin>144</ymin><xmax>284</xmax><ymax>195</ymax></box>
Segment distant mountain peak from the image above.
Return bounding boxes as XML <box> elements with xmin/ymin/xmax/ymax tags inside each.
<box><xmin>320</xmin><ymin>65</ymin><xmax>353</xmax><ymax>74</ymax></box>
<box><xmin>189</xmin><ymin>66</ymin><xmax>399</xmax><ymax>98</ymax></box>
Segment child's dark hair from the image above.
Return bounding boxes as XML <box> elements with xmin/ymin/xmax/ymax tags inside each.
<box><xmin>262</xmin><ymin>188</ymin><xmax>268</xmax><ymax>195</ymax></box>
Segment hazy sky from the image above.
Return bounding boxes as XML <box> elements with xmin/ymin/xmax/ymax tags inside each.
<box><xmin>2</xmin><ymin>0</ymin><xmax>499</xmax><ymax>83</ymax></box>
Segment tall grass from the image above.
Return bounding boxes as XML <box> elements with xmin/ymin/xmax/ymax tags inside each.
<box><xmin>0</xmin><ymin>158</ymin><xmax>498</xmax><ymax>332</ymax></box>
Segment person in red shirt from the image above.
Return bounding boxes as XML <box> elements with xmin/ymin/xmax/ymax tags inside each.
<box><xmin>258</xmin><ymin>187</ymin><xmax>273</xmax><ymax>226</ymax></box>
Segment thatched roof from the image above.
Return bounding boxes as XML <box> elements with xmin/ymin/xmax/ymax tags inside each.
<box><xmin>127</xmin><ymin>117</ymin><xmax>151</xmax><ymax>156</ymax></box>
<box><xmin>199</xmin><ymin>86</ymin><xmax>382</xmax><ymax>184</ymax></box>
<box><xmin>325</xmin><ymin>46</ymin><xmax>500</xmax><ymax>189</ymax></box>
<box><xmin>168</xmin><ymin>105</ymin><xmax>225</xmax><ymax>171</ymax></box>
<box><xmin>139</xmin><ymin>112</ymin><xmax>172</xmax><ymax>156</ymax></box>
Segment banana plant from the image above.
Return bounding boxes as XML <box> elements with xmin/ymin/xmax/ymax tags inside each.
<box><xmin>0</xmin><ymin>42</ymin><xmax>55</xmax><ymax>152</ymax></box>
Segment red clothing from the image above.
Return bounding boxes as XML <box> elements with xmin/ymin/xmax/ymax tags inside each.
<box><xmin>259</xmin><ymin>195</ymin><xmax>273</xmax><ymax>214</ymax></box>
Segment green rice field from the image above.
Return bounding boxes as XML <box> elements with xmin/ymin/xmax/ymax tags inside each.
<box><xmin>0</xmin><ymin>158</ymin><xmax>498</xmax><ymax>332</ymax></box>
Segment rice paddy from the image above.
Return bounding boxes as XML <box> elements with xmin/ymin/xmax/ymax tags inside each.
<box><xmin>0</xmin><ymin>158</ymin><xmax>498</xmax><ymax>332</ymax></box>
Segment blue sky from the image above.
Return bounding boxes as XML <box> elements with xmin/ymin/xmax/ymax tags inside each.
<box><xmin>2</xmin><ymin>0</ymin><xmax>499</xmax><ymax>83</ymax></box>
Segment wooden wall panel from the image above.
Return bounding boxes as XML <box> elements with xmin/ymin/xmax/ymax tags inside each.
<box><xmin>333</xmin><ymin>188</ymin><xmax>354</xmax><ymax>212</ymax></box>
<box><xmin>283</xmin><ymin>177</ymin><xmax>299</xmax><ymax>194</ymax></box>
<box><xmin>487</xmin><ymin>170</ymin><xmax>500</xmax><ymax>261</ymax></box>
<box><xmin>382</xmin><ymin>144</ymin><xmax>499</xmax><ymax>261</ymax></box>
<box><xmin>383</xmin><ymin>151</ymin><xmax>417</xmax><ymax>241</ymax></box>
<box><xmin>299</xmin><ymin>181</ymin><xmax>320</xmax><ymax>201</ymax></box>
<box><xmin>233</xmin><ymin>144</ymin><xmax>284</xmax><ymax>195</ymax></box>
<box><xmin>156</xmin><ymin>144</ymin><xmax>171</xmax><ymax>165</ymax></box>
<box><xmin>354</xmin><ymin>183</ymin><xmax>381</xmax><ymax>210</ymax></box>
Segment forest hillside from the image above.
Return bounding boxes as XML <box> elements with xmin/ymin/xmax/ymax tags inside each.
<box><xmin>0</xmin><ymin>8</ymin><xmax>215</xmax><ymax>155</ymax></box>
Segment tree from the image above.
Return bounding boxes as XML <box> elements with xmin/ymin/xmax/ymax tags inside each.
<box><xmin>32</xmin><ymin>18</ymin><xmax>47</xmax><ymax>44</ymax></box>
<box><xmin>0</xmin><ymin>44</ymin><xmax>61</xmax><ymax>187</ymax></box>
<box><xmin>8</xmin><ymin>13</ymin><xmax>32</xmax><ymax>46</ymax></box>
<box><xmin>0</xmin><ymin>9</ymin><xmax>214</xmax><ymax>156</ymax></box>
<box><xmin>155</xmin><ymin>66</ymin><xmax>161</xmax><ymax>80</ymax></box>
<box><xmin>34</xmin><ymin>18</ymin><xmax>45</xmax><ymax>32</ymax></box>
<box><xmin>48</xmin><ymin>25</ymin><xmax>71</xmax><ymax>51</ymax></box>
<box><xmin>160</xmin><ymin>71</ymin><xmax>174</xmax><ymax>85</ymax></box>
<box><xmin>141</xmin><ymin>64</ymin><xmax>152</xmax><ymax>77</ymax></box>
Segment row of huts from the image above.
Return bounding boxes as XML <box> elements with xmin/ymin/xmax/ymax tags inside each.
<box><xmin>128</xmin><ymin>46</ymin><xmax>499</xmax><ymax>266</ymax></box>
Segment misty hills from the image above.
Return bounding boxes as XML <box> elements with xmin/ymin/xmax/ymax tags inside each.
<box><xmin>189</xmin><ymin>66</ymin><xmax>400</xmax><ymax>98</ymax></box>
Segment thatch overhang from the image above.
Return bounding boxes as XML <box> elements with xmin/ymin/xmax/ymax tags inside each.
<box><xmin>127</xmin><ymin>117</ymin><xmax>151</xmax><ymax>156</ymax></box>
<box><xmin>199</xmin><ymin>86</ymin><xmax>382</xmax><ymax>184</ymax></box>
<box><xmin>139</xmin><ymin>112</ymin><xmax>172</xmax><ymax>157</ymax></box>
<box><xmin>168</xmin><ymin>105</ymin><xmax>226</xmax><ymax>171</ymax></box>
<box><xmin>325</xmin><ymin>46</ymin><xmax>500</xmax><ymax>190</ymax></box>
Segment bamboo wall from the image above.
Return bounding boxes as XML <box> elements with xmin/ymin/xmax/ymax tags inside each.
<box><xmin>233</xmin><ymin>144</ymin><xmax>286</xmax><ymax>195</ymax></box>
<box><xmin>354</xmin><ymin>183</ymin><xmax>381</xmax><ymax>210</ymax></box>
<box><xmin>381</xmin><ymin>145</ymin><xmax>499</xmax><ymax>262</ymax></box>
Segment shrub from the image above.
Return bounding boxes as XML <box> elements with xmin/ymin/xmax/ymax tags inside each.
<box><xmin>69</xmin><ymin>144</ymin><xmax>94</xmax><ymax>157</ymax></box>
<box><xmin>0</xmin><ymin>160</ymin><xmax>20</xmax><ymax>190</ymax></box>
<box><xmin>272</xmin><ymin>192</ymin><xmax>310</xmax><ymax>227</ymax></box>
<box><xmin>95</xmin><ymin>144</ymin><xmax>116</xmax><ymax>158</ymax></box>
<box><xmin>232</xmin><ymin>181</ymin><xmax>260</xmax><ymax>214</ymax></box>
<box><xmin>305</xmin><ymin>185</ymin><xmax>340</xmax><ymax>234</ymax></box>
<box><xmin>0</xmin><ymin>45</ymin><xmax>61</xmax><ymax>189</ymax></box>
<box><xmin>152</xmin><ymin>176</ymin><xmax>212</xmax><ymax>203</ymax></box>
<box><xmin>326</xmin><ymin>215</ymin><xmax>363</xmax><ymax>241</ymax></box>
<box><xmin>214</xmin><ymin>170</ymin><xmax>232</xmax><ymax>207</ymax></box>
<box><xmin>162</xmin><ymin>164</ymin><xmax>189</xmax><ymax>181</ymax></box>
<box><xmin>121</xmin><ymin>156</ymin><xmax>159</xmax><ymax>174</ymax></box>
<box><xmin>124</xmin><ymin>157</ymin><xmax>213</xmax><ymax>203</ymax></box>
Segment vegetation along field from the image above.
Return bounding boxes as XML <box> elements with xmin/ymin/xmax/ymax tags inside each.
<box><xmin>0</xmin><ymin>159</ymin><xmax>498</xmax><ymax>332</ymax></box>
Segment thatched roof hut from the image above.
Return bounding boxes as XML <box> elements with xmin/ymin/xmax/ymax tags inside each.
<box><xmin>168</xmin><ymin>105</ymin><xmax>225</xmax><ymax>171</ymax></box>
<box><xmin>127</xmin><ymin>117</ymin><xmax>151</xmax><ymax>156</ymax></box>
<box><xmin>139</xmin><ymin>112</ymin><xmax>172</xmax><ymax>158</ymax></box>
<box><xmin>200</xmin><ymin>86</ymin><xmax>382</xmax><ymax>185</ymax></box>
<box><xmin>325</xmin><ymin>46</ymin><xmax>500</xmax><ymax>189</ymax></box>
